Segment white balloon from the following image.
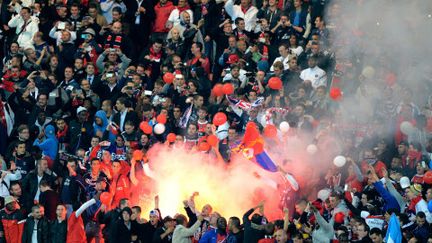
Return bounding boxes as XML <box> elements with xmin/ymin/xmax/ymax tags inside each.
<box><xmin>154</xmin><ymin>123</ymin><xmax>165</xmax><ymax>134</ymax></box>
<box><xmin>279</xmin><ymin>121</ymin><xmax>290</xmax><ymax>133</ymax></box>
<box><xmin>400</xmin><ymin>121</ymin><xmax>413</xmax><ymax>135</ymax></box>
<box><xmin>333</xmin><ymin>155</ymin><xmax>347</xmax><ymax>167</ymax></box>
<box><xmin>317</xmin><ymin>188</ymin><xmax>331</xmax><ymax>201</ymax></box>
<box><xmin>306</xmin><ymin>144</ymin><xmax>318</xmax><ymax>155</ymax></box>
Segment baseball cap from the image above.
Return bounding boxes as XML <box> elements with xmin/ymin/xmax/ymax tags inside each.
<box><xmin>399</xmin><ymin>176</ymin><xmax>411</xmax><ymax>189</ymax></box>
<box><xmin>150</xmin><ymin>209</ymin><xmax>160</xmax><ymax>218</ymax></box>
<box><xmin>409</xmin><ymin>184</ymin><xmax>422</xmax><ymax>194</ymax></box>
<box><xmin>76</xmin><ymin>106</ymin><xmax>87</xmax><ymax>115</ymax></box>
<box><xmin>83</xmin><ymin>28</ymin><xmax>96</xmax><ymax>36</ymax></box>
<box><xmin>226</xmin><ymin>54</ymin><xmax>239</xmax><ymax>64</ymax></box>
<box><xmin>4</xmin><ymin>196</ymin><xmax>16</xmax><ymax>205</ymax></box>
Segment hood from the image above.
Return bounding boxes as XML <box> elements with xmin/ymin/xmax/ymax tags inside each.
<box><xmin>94</xmin><ymin>110</ymin><xmax>109</xmax><ymax>132</ymax></box>
<box><xmin>44</xmin><ymin>125</ymin><xmax>56</xmax><ymax>139</ymax></box>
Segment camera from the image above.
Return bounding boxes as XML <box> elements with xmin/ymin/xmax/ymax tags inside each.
<box><xmin>106</xmin><ymin>73</ymin><xmax>114</xmax><ymax>78</ymax></box>
<box><xmin>34</xmin><ymin>71</ymin><xmax>40</xmax><ymax>76</ymax></box>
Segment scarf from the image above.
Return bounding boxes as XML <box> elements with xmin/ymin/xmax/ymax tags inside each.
<box><xmin>241</xmin><ymin>5</ymin><xmax>251</xmax><ymax>14</ymax></box>
<box><xmin>149</xmin><ymin>46</ymin><xmax>162</xmax><ymax>61</ymax></box>
<box><xmin>177</xmin><ymin>5</ymin><xmax>190</xmax><ymax>13</ymax></box>
<box><xmin>56</xmin><ymin>124</ymin><xmax>69</xmax><ymax>139</ymax></box>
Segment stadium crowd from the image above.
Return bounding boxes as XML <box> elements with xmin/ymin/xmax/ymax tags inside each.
<box><xmin>0</xmin><ymin>0</ymin><xmax>431</xmax><ymax>242</ymax></box>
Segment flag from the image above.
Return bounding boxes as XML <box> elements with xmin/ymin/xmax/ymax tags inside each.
<box><xmin>234</xmin><ymin>122</ymin><xmax>278</xmax><ymax>172</ymax></box>
<box><xmin>226</xmin><ymin>95</ymin><xmax>264</xmax><ymax>111</ymax></box>
<box><xmin>179</xmin><ymin>103</ymin><xmax>193</xmax><ymax>128</ymax></box>
<box><xmin>385</xmin><ymin>213</ymin><xmax>402</xmax><ymax>243</ymax></box>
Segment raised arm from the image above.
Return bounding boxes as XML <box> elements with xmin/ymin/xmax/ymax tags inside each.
<box><xmin>75</xmin><ymin>198</ymin><xmax>96</xmax><ymax>217</ymax></box>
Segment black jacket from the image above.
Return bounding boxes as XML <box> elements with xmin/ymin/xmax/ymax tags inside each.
<box><xmin>112</xmin><ymin>110</ymin><xmax>139</xmax><ymax>131</ymax></box>
<box><xmin>22</xmin><ymin>171</ymin><xmax>57</xmax><ymax>213</ymax></box>
<box><xmin>242</xmin><ymin>208</ymin><xmax>265</xmax><ymax>243</ymax></box>
<box><xmin>49</xmin><ymin>219</ymin><xmax>67</xmax><ymax>243</ymax></box>
<box><xmin>22</xmin><ymin>217</ymin><xmax>50</xmax><ymax>243</ymax></box>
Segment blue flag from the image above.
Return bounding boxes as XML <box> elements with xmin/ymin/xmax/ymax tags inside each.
<box><xmin>385</xmin><ymin>213</ymin><xmax>402</xmax><ymax>243</ymax></box>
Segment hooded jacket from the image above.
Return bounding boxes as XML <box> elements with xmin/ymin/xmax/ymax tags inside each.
<box><xmin>94</xmin><ymin>110</ymin><xmax>116</xmax><ymax>142</ymax></box>
<box><xmin>33</xmin><ymin>125</ymin><xmax>59</xmax><ymax>160</ymax></box>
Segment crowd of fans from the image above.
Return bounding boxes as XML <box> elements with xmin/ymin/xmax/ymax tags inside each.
<box><xmin>0</xmin><ymin>0</ymin><xmax>431</xmax><ymax>242</ymax></box>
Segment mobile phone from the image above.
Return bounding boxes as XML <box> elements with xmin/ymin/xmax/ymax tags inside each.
<box><xmin>144</xmin><ymin>90</ymin><xmax>152</xmax><ymax>96</ymax></box>
<box><xmin>110</xmin><ymin>48</ymin><xmax>116</xmax><ymax>52</ymax></box>
<box><xmin>344</xmin><ymin>184</ymin><xmax>349</xmax><ymax>191</ymax></box>
<box><xmin>106</xmin><ymin>73</ymin><xmax>114</xmax><ymax>78</ymax></box>
<box><xmin>81</xmin><ymin>34</ymin><xmax>88</xmax><ymax>39</ymax></box>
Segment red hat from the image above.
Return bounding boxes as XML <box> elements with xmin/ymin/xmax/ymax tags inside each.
<box><xmin>226</xmin><ymin>54</ymin><xmax>239</xmax><ymax>64</ymax></box>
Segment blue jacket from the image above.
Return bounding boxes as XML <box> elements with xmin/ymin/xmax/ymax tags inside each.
<box><xmin>373</xmin><ymin>181</ymin><xmax>400</xmax><ymax>212</ymax></box>
<box><xmin>199</xmin><ymin>229</ymin><xmax>227</xmax><ymax>243</ymax></box>
<box><xmin>93</xmin><ymin>110</ymin><xmax>116</xmax><ymax>142</ymax></box>
<box><xmin>33</xmin><ymin>125</ymin><xmax>58</xmax><ymax>160</ymax></box>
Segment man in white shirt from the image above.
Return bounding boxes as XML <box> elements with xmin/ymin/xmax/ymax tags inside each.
<box><xmin>270</xmin><ymin>43</ymin><xmax>292</xmax><ymax>71</ymax></box>
<box><xmin>299</xmin><ymin>56</ymin><xmax>327</xmax><ymax>89</ymax></box>
<box><xmin>224</xmin><ymin>0</ymin><xmax>258</xmax><ymax>32</ymax></box>
<box><xmin>166</xmin><ymin>0</ymin><xmax>194</xmax><ymax>29</ymax></box>
<box><xmin>8</xmin><ymin>7</ymin><xmax>39</xmax><ymax>49</ymax></box>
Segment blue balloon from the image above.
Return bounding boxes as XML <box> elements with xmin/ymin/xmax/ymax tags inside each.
<box><xmin>428</xmin><ymin>200</ymin><xmax>432</xmax><ymax>212</ymax></box>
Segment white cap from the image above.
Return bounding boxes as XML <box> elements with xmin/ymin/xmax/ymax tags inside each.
<box><xmin>76</xmin><ymin>106</ymin><xmax>88</xmax><ymax>115</ymax></box>
<box><xmin>317</xmin><ymin>188</ymin><xmax>331</xmax><ymax>201</ymax></box>
<box><xmin>399</xmin><ymin>176</ymin><xmax>411</xmax><ymax>189</ymax></box>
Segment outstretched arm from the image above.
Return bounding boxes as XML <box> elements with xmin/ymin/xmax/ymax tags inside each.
<box><xmin>75</xmin><ymin>198</ymin><xmax>96</xmax><ymax>217</ymax></box>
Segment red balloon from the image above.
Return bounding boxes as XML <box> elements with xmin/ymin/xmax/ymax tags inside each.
<box><xmin>133</xmin><ymin>150</ymin><xmax>143</xmax><ymax>161</ymax></box>
<box><xmin>222</xmin><ymin>83</ymin><xmax>234</xmax><ymax>95</ymax></box>
<box><xmin>207</xmin><ymin>135</ymin><xmax>219</xmax><ymax>147</ymax></box>
<box><xmin>334</xmin><ymin>212</ymin><xmax>345</xmax><ymax>224</ymax></box>
<box><xmin>212</xmin><ymin>84</ymin><xmax>224</xmax><ymax>97</ymax></box>
<box><xmin>100</xmin><ymin>192</ymin><xmax>111</xmax><ymax>205</ymax></box>
<box><xmin>264</xmin><ymin>124</ymin><xmax>277</xmax><ymax>138</ymax></box>
<box><xmin>424</xmin><ymin>171</ymin><xmax>432</xmax><ymax>184</ymax></box>
<box><xmin>213</xmin><ymin>112</ymin><xmax>227</xmax><ymax>126</ymax></box>
<box><xmin>156</xmin><ymin>113</ymin><xmax>167</xmax><ymax>124</ymax></box>
<box><xmin>139</xmin><ymin>121</ymin><xmax>153</xmax><ymax>135</ymax></box>
<box><xmin>167</xmin><ymin>133</ymin><xmax>176</xmax><ymax>143</ymax></box>
<box><xmin>268</xmin><ymin>77</ymin><xmax>282</xmax><ymax>90</ymax></box>
<box><xmin>163</xmin><ymin>72</ymin><xmax>175</xmax><ymax>84</ymax></box>
<box><xmin>329</xmin><ymin>87</ymin><xmax>342</xmax><ymax>101</ymax></box>
<box><xmin>198</xmin><ymin>142</ymin><xmax>210</xmax><ymax>151</ymax></box>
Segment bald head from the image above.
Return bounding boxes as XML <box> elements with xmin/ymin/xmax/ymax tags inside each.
<box><xmin>112</xmin><ymin>21</ymin><xmax>122</xmax><ymax>34</ymax></box>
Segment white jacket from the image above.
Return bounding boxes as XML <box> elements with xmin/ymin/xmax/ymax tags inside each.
<box><xmin>415</xmin><ymin>199</ymin><xmax>432</xmax><ymax>223</ymax></box>
<box><xmin>8</xmin><ymin>15</ymin><xmax>39</xmax><ymax>49</ymax></box>
<box><xmin>0</xmin><ymin>170</ymin><xmax>22</xmax><ymax>198</ymax></box>
<box><xmin>172</xmin><ymin>220</ymin><xmax>201</xmax><ymax>243</ymax></box>
<box><xmin>224</xmin><ymin>0</ymin><xmax>258</xmax><ymax>32</ymax></box>
<box><xmin>167</xmin><ymin>9</ymin><xmax>194</xmax><ymax>27</ymax></box>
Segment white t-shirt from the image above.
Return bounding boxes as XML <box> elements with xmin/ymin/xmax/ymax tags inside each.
<box><xmin>299</xmin><ymin>66</ymin><xmax>327</xmax><ymax>89</ymax></box>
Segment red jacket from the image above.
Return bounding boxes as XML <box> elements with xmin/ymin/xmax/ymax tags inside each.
<box><xmin>153</xmin><ymin>1</ymin><xmax>175</xmax><ymax>33</ymax></box>
<box><xmin>0</xmin><ymin>208</ymin><xmax>25</xmax><ymax>243</ymax></box>
<box><xmin>67</xmin><ymin>213</ymin><xmax>86</xmax><ymax>243</ymax></box>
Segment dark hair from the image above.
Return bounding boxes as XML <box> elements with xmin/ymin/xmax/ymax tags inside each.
<box><xmin>21</xmin><ymin>7</ymin><xmax>32</xmax><ymax>13</ymax></box>
<box><xmin>193</xmin><ymin>42</ymin><xmax>203</xmax><ymax>52</ymax></box>
<box><xmin>39</xmin><ymin>180</ymin><xmax>50</xmax><ymax>188</ymax></box>
<box><xmin>234</xmin><ymin>17</ymin><xmax>244</xmax><ymax>25</ymax></box>
<box><xmin>121</xmin><ymin>207</ymin><xmax>132</xmax><ymax>216</ymax></box>
<box><xmin>176</xmin><ymin>214</ymin><xmax>188</xmax><ymax>225</ymax></box>
<box><xmin>132</xmin><ymin>206</ymin><xmax>141</xmax><ymax>213</ymax></box>
<box><xmin>229</xmin><ymin>216</ymin><xmax>241</xmax><ymax>229</ymax></box>
<box><xmin>370</xmin><ymin>228</ymin><xmax>382</xmax><ymax>237</ymax></box>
